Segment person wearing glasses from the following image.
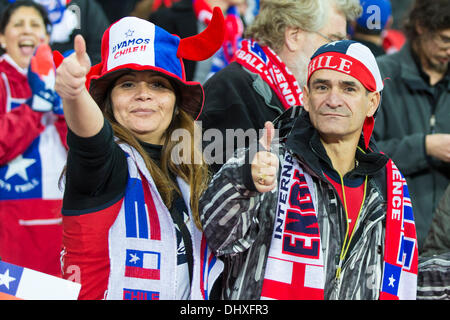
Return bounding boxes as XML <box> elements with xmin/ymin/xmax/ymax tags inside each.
<box><xmin>197</xmin><ymin>0</ymin><xmax>362</xmax><ymax>173</ymax></box>
<box><xmin>373</xmin><ymin>0</ymin><xmax>450</xmax><ymax>254</ymax></box>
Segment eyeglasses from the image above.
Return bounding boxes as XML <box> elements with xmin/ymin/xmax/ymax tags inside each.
<box><xmin>314</xmin><ymin>31</ymin><xmax>347</xmax><ymax>43</ymax></box>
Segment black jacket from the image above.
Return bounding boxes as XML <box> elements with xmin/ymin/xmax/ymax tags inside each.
<box><xmin>198</xmin><ymin>61</ymin><xmax>285</xmax><ymax>173</ymax></box>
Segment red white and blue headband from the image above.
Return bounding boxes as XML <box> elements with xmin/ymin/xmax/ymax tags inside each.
<box><xmin>307</xmin><ymin>40</ymin><xmax>383</xmax><ymax>92</ymax></box>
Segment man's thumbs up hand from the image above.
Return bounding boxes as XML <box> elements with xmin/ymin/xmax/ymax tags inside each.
<box><xmin>251</xmin><ymin>122</ymin><xmax>279</xmax><ymax>193</ymax></box>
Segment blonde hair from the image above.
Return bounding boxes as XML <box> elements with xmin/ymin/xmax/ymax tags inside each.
<box><xmin>246</xmin><ymin>0</ymin><xmax>362</xmax><ymax>51</ymax></box>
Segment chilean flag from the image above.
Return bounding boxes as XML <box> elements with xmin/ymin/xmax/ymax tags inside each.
<box><xmin>0</xmin><ymin>260</ymin><xmax>80</xmax><ymax>300</ymax></box>
<box><xmin>124</xmin><ymin>249</ymin><xmax>161</xmax><ymax>280</ymax></box>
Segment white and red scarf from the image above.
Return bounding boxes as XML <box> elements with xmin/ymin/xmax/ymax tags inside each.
<box><xmin>261</xmin><ymin>153</ymin><xmax>418</xmax><ymax>300</ymax></box>
<box><xmin>235</xmin><ymin>39</ymin><xmax>303</xmax><ymax>109</ymax></box>
<box><xmin>105</xmin><ymin>144</ymin><xmax>223</xmax><ymax>300</ymax></box>
<box><xmin>193</xmin><ymin>0</ymin><xmax>243</xmax><ymax>75</ymax></box>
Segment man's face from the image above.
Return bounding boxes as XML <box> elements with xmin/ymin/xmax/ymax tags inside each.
<box><xmin>294</xmin><ymin>5</ymin><xmax>347</xmax><ymax>87</ymax></box>
<box><xmin>303</xmin><ymin>69</ymin><xmax>380</xmax><ymax>144</ymax></box>
<box><xmin>416</xmin><ymin>28</ymin><xmax>450</xmax><ymax>74</ymax></box>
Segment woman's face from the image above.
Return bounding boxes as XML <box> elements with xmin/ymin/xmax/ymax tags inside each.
<box><xmin>0</xmin><ymin>6</ymin><xmax>49</xmax><ymax>69</ymax></box>
<box><xmin>110</xmin><ymin>71</ymin><xmax>177</xmax><ymax>145</ymax></box>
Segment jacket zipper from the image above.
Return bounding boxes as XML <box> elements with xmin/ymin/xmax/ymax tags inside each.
<box><xmin>430</xmin><ymin>114</ymin><xmax>436</xmax><ymax>133</ymax></box>
<box><xmin>332</xmin><ymin>212</ymin><xmax>385</xmax><ymax>297</ymax></box>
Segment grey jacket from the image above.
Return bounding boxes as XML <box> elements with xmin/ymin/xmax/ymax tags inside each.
<box><xmin>200</xmin><ymin>108</ymin><xmax>391</xmax><ymax>299</ymax></box>
<box><xmin>373</xmin><ymin>43</ymin><xmax>450</xmax><ymax>251</ymax></box>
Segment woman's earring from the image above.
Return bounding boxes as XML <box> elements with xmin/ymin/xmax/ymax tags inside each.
<box><xmin>0</xmin><ymin>43</ymin><xmax>5</xmax><ymax>49</ymax></box>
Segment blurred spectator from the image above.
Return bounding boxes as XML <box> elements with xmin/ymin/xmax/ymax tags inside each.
<box><xmin>97</xmin><ymin>0</ymin><xmax>179</xmax><ymax>24</ymax></box>
<box><xmin>390</xmin><ymin>0</ymin><xmax>413</xmax><ymax>30</ymax></box>
<box><xmin>96</xmin><ymin>0</ymin><xmax>142</xmax><ymax>23</ymax></box>
<box><xmin>417</xmin><ymin>252</ymin><xmax>450</xmax><ymax>300</ymax></box>
<box><xmin>0</xmin><ymin>0</ymin><xmax>67</xmax><ymax>276</ymax></box>
<box><xmin>352</xmin><ymin>0</ymin><xmax>392</xmax><ymax>57</ymax></box>
<box><xmin>0</xmin><ymin>0</ymin><xmax>109</xmax><ymax>65</ymax></box>
<box><xmin>417</xmin><ymin>183</ymin><xmax>450</xmax><ymax>300</ymax></box>
<box><xmin>130</xmin><ymin>0</ymin><xmax>157</xmax><ymax>19</ymax></box>
<box><xmin>149</xmin><ymin>0</ymin><xmax>245</xmax><ymax>83</ymax></box>
<box><xmin>242</xmin><ymin>0</ymin><xmax>258</xmax><ymax>26</ymax></box>
<box><xmin>382</xmin><ymin>28</ymin><xmax>406</xmax><ymax>55</ymax></box>
<box><xmin>421</xmin><ymin>184</ymin><xmax>450</xmax><ymax>257</ymax></box>
<box><xmin>198</xmin><ymin>0</ymin><xmax>362</xmax><ymax>173</ymax></box>
<box><xmin>373</xmin><ymin>0</ymin><xmax>450</xmax><ymax>253</ymax></box>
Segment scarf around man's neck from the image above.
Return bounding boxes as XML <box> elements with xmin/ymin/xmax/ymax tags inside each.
<box><xmin>260</xmin><ymin>153</ymin><xmax>418</xmax><ymax>300</ymax></box>
<box><xmin>234</xmin><ymin>39</ymin><xmax>303</xmax><ymax>109</ymax></box>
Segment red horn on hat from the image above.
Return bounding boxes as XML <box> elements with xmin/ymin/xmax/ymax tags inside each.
<box><xmin>177</xmin><ymin>6</ymin><xmax>225</xmax><ymax>61</ymax></box>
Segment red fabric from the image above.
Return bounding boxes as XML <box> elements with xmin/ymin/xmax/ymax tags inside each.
<box><xmin>308</xmin><ymin>52</ymin><xmax>377</xmax><ymax>92</ymax></box>
<box><xmin>324</xmin><ymin>172</ymin><xmax>365</xmax><ymax>235</ymax></box>
<box><xmin>0</xmin><ymin>199</ymin><xmax>63</xmax><ymax>276</ymax></box>
<box><xmin>52</xmin><ymin>50</ymin><xmax>64</xmax><ymax>68</ymax></box>
<box><xmin>363</xmin><ymin>116</ymin><xmax>375</xmax><ymax>150</ymax></box>
<box><xmin>235</xmin><ymin>40</ymin><xmax>303</xmax><ymax>109</ymax></box>
<box><xmin>0</xmin><ymin>56</ymin><xmax>67</xmax><ymax>277</ymax></box>
<box><xmin>62</xmin><ymin>199</ymin><xmax>123</xmax><ymax>300</ymax></box>
<box><xmin>382</xmin><ymin>30</ymin><xmax>406</xmax><ymax>54</ymax></box>
<box><xmin>31</xmin><ymin>44</ymin><xmax>54</xmax><ymax>75</ymax></box>
<box><xmin>0</xmin><ymin>59</ymin><xmax>45</xmax><ymax>165</ymax></box>
<box><xmin>261</xmin><ymin>262</ymin><xmax>324</xmax><ymax>300</ymax></box>
<box><xmin>177</xmin><ymin>7</ymin><xmax>225</xmax><ymax>61</ymax></box>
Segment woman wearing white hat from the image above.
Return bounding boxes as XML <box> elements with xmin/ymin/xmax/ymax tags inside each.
<box><xmin>55</xmin><ymin>8</ymin><xmax>225</xmax><ymax>300</ymax></box>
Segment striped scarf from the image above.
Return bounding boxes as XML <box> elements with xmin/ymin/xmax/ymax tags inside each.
<box><xmin>261</xmin><ymin>153</ymin><xmax>418</xmax><ymax>299</ymax></box>
<box><xmin>235</xmin><ymin>39</ymin><xmax>303</xmax><ymax>109</ymax></box>
<box><xmin>105</xmin><ymin>144</ymin><xmax>223</xmax><ymax>299</ymax></box>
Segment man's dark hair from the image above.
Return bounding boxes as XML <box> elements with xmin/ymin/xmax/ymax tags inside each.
<box><xmin>404</xmin><ymin>0</ymin><xmax>450</xmax><ymax>42</ymax></box>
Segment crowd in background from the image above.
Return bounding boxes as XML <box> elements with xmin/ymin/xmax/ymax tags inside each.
<box><xmin>0</xmin><ymin>0</ymin><xmax>449</xmax><ymax>300</ymax></box>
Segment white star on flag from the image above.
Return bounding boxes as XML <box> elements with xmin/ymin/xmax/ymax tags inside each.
<box><xmin>4</xmin><ymin>155</ymin><xmax>36</xmax><ymax>181</ymax></box>
<box><xmin>326</xmin><ymin>41</ymin><xmax>339</xmax><ymax>47</ymax></box>
<box><xmin>0</xmin><ymin>269</ymin><xmax>16</xmax><ymax>290</ymax></box>
<box><xmin>129</xmin><ymin>253</ymin><xmax>140</xmax><ymax>264</ymax></box>
<box><xmin>388</xmin><ymin>274</ymin><xmax>396</xmax><ymax>287</ymax></box>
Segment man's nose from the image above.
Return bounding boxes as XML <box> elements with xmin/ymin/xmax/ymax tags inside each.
<box><xmin>325</xmin><ymin>88</ymin><xmax>343</xmax><ymax>108</ymax></box>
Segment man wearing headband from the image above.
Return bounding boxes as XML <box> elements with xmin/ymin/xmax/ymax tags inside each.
<box><xmin>200</xmin><ymin>40</ymin><xmax>419</xmax><ymax>300</ymax></box>
<box><xmin>199</xmin><ymin>0</ymin><xmax>362</xmax><ymax>173</ymax></box>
